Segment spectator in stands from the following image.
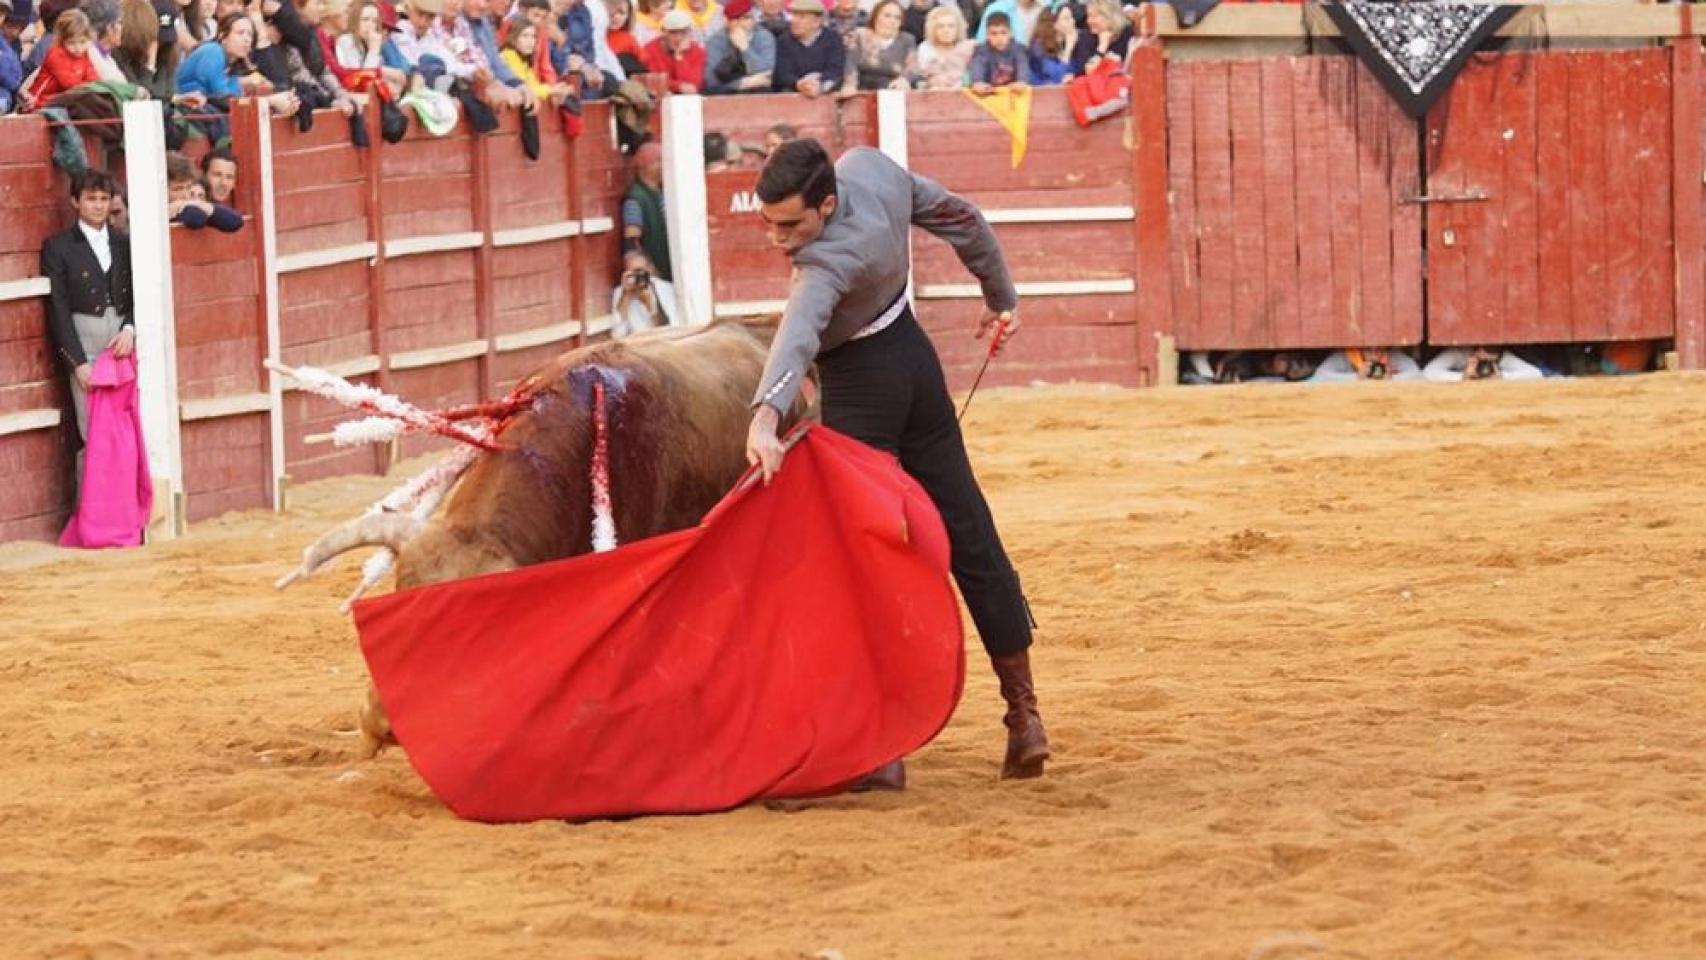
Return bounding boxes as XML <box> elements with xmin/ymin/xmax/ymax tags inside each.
<box><xmin>914</xmin><ymin>4</ymin><xmax>968</xmax><ymax>89</ymax></box>
<box><xmin>622</xmin><ymin>139</ymin><xmax>671</xmax><ymax>283</ymax></box>
<box><xmin>762</xmin><ymin>120</ymin><xmax>792</xmax><ymax>155</ymax></box>
<box><xmin>41</xmin><ymin>169</ymin><xmax>135</xmax><ymax>465</ymax></box>
<box><xmin>842</xmin><ymin>0</ymin><xmax>911</xmax><ymax>91</ymax></box>
<box><xmin>435</xmin><ymin>0</ymin><xmax>528</xmax><ymax>107</ymax></box>
<box><xmin>548</xmin><ymin>0</ymin><xmax>611</xmax><ymax>95</ymax></box>
<box><xmin>334</xmin><ymin>0</ymin><xmax>407</xmax><ymax>95</ymax></box>
<box><xmin>255</xmin><ymin>0</ymin><xmax>359</xmax><ymax>118</ymax></box>
<box><xmin>82</xmin><ymin>0</ymin><xmax>132</xmax><ymax>84</ymax></box>
<box><xmin>603</xmin><ymin>0</ymin><xmax>642</xmax><ymax>74</ymax></box>
<box><xmin>2</xmin><ymin>0</ymin><xmax>30</xmax><ymax>56</ymax></box>
<box><xmin>672</xmin><ymin>0</ymin><xmax>719</xmax><ymax>42</ymax></box>
<box><xmin>24</xmin><ymin>8</ymin><xmax>99</xmax><ymax>108</ymax></box>
<box><xmin>201</xmin><ymin>144</ymin><xmax>235</xmax><ymax>202</ymax></box>
<box><xmin>628</xmin><ymin>0</ymin><xmax>660</xmax><ymax>44</ymax></box>
<box><xmin>1026</xmin><ymin>1</ymin><xmax>1073</xmax><ymax>84</ymax></box>
<box><xmin>1309</xmin><ymin>348</ymin><xmax>1422</xmax><ymax>383</ymax></box>
<box><xmin>967</xmin><ymin>9</ymin><xmax>1024</xmax><ymax>93</ymax></box>
<box><xmin>499</xmin><ymin>18</ymin><xmax>571</xmax><ymax>102</ymax></box>
<box><xmin>392</xmin><ymin>0</ymin><xmax>459</xmax><ymax>84</ymax></box>
<box><xmin>514</xmin><ymin>0</ymin><xmax>564</xmax><ymax>85</ymax></box>
<box><xmin>113</xmin><ymin>0</ymin><xmax>183</xmax><ymax>101</ymax></box>
<box><xmin>639</xmin><ymin>8</ymin><xmax>702</xmax><ymax>93</ymax></box>
<box><xmin>824</xmin><ymin>0</ymin><xmax>858</xmax><ymax>48</ymax></box>
<box><xmin>107</xmin><ymin>187</ymin><xmax>128</xmax><ymax>229</ymax></box>
<box><xmin>181</xmin><ymin>0</ymin><xmax>216</xmax><ymax>47</ymax></box>
<box><xmin>166</xmin><ymin>149</ymin><xmax>243</xmax><ymax>228</ymax></box>
<box><xmin>899</xmin><ymin>0</ymin><xmax>927</xmax><ymax>44</ymax></box>
<box><xmin>771</xmin><ymin>0</ymin><xmax>838</xmax><ymax>97</ymax></box>
<box><xmin>1422</xmin><ymin>347</ymin><xmax>1544</xmax><ymax>383</ymax></box>
<box><xmin>0</xmin><ymin>0</ymin><xmax>20</xmax><ymax>112</ymax></box>
<box><xmin>1071</xmin><ymin>0</ymin><xmax>1129</xmax><ymax>75</ymax></box>
<box><xmin>177</xmin><ymin>12</ymin><xmax>298</xmax><ymax>114</ymax></box>
<box><xmin>610</xmin><ymin>248</ymin><xmax>675</xmax><ymax>337</ymax></box>
<box><xmin>753</xmin><ymin>0</ymin><xmax>783</xmax><ymax>37</ymax></box>
<box><xmin>701</xmin><ymin>0</ymin><xmax>770</xmax><ymax>94</ymax></box>
<box><xmin>971</xmin><ymin>0</ymin><xmax>1038</xmax><ymax>44</ymax></box>
<box><xmin>582</xmin><ymin>0</ymin><xmax>626</xmax><ymax>85</ymax></box>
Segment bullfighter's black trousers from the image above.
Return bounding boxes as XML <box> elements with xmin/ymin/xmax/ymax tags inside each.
<box><xmin>816</xmin><ymin>306</ymin><xmax>1034</xmax><ymax>658</ymax></box>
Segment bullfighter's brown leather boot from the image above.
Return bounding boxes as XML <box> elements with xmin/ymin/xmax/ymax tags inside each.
<box><xmin>991</xmin><ymin>651</ymin><xmax>1049</xmax><ymax>779</ymax></box>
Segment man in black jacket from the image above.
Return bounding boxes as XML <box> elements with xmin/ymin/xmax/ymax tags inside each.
<box><xmin>41</xmin><ymin>169</ymin><xmax>135</xmax><ymax>449</ymax></box>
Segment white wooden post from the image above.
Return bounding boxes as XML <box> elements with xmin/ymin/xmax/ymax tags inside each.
<box><xmin>121</xmin><ymin>100</ymin><xmax>183</xmax><ymax>540</ymax></box>
<box><xmin>253</xmin><ymin>101</ymin><xmax>286</xmax><ymax>511</ymax></box>
<box><xmin>877</xmin><ymin>89</ymin><xmax>914</xmax><ymax>301</ymax></box>
<box><xmin>661</xmin><ymin>94</ymin><xmax>713</xmax><ymax>328</ymax></box>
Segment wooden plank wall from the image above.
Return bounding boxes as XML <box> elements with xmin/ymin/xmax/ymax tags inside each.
<box><xmin>702</xmin><ymin>95</ymin><xmax>878</xmax><ymax>317</ymax></box>
<box><xmin>0</xmin><ymin>117</ymin><xmax>73</xmax><ymax>541</ymax></box>
<box><xmin>273</xmin><ymin>110</ymin><xmax>379</xmax><ymax>484</ymax></box>
<box><xmin>573</xmin><ymin>104</ymin><xmax>625</xmax><ymax>360</ymax></box>
<box><xmin>1427</xmin><ymin>48</ymin><xmax>1675</xmax><ymax>346</ymax></box>
<box><xmin>1165</xmin><ymin>54</ymin><xmax>1422</xmax><ymax>351</ymax></box>
<box><xmin>907</xmin><ymin>87</ymin><xmax>1141</xmax><ymax>388</ymax></box>
<box><xmin>170</xmin><ymin>99</ymin><xmax>275</xmax><ymax>523</ymax></box>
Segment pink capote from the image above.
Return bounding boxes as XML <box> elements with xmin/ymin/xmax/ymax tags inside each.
<box><xmin>60</xmin><ymin>350</ymin><xmax>152</xmax><ymax>549</ymax></box>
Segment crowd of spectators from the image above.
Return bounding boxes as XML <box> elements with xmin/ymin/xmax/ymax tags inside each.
<box><xmin>0</xmin><ymin>0</ymin><xmax>1148</xmax><ymax>131</ymax></box>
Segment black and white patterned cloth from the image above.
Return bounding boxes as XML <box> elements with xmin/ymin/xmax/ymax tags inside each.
<box><xmin>1323</xmin><ymin>1</ymin><xmax>1520</xmax><ymax>118</ymax></box>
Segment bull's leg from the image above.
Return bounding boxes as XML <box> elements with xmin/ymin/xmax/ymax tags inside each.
<box><xmin>358</xmin><ymin>683</ymin><xmax>397</xmax><ymax>758</ymax></box>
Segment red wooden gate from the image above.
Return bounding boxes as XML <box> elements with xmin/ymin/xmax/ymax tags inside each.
<box><xmin>1424</xmin><ymin>48</ymin><xmax>1676</xmax><ymax>346</ymax></box>
<box><xmin>1164</xmin><ymin>55</ymin><xmax>1423</xmax><ymax>351</ymax></box>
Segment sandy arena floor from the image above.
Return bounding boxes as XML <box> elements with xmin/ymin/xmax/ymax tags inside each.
<box><xmin>5</xmin><ymin>374</ymin><xmax>1706</xmax><ymax>959</ymax></box>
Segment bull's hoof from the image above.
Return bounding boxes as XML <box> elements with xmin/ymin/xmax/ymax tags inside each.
<box><xmin>358</xmin><ymin>686</ymin><xmax>396</xmax><ymax>759</ymax></box>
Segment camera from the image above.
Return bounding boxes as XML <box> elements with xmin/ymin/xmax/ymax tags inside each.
<box><xmin>1472</xmin><ymin>356</ymin><xmax>1498</xmax><ymax>380</ymax></box>
<box><xmin>627</xmin><ymin>267</ymin><xmax>650</xmax><ymax>287</ymax></box>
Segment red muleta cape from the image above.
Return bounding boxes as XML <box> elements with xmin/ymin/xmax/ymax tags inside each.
<box><xmin>352</xmin><ymin>426</ymin><xmax>966</xmax><ymax>822</ymax></box>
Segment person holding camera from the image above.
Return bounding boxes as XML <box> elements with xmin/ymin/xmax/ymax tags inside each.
<box><xmin>1421</xmin><ymin>346</ymin><xmax>1544</xmax><ymax>383</ymax></box>
<box><xmin>610</xmin><ymin>248</ymin><xmax>676</xmax><ymax>338</ymax></box>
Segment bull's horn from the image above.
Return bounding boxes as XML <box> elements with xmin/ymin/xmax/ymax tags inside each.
<box><xmin>275</xmin><ymin>513</ymin><xmax>425</xmax><ymax>589</ymax></box>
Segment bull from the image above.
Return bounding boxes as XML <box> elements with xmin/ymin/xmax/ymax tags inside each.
<box><xmin>284</xmin><ymin>321</ymin><xmax>800</xmax><ymax>756</ymax></box>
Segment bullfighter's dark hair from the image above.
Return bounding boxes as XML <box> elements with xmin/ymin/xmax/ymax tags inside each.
<box><xmin>69</xmin><ymin>168</ymin><xmax>121</xmax><ymax>200</ymax></box>
<box><xmin>756</xmin><ymin>138</ymin><xmax>836</xmax><ymax>209</ymax></box>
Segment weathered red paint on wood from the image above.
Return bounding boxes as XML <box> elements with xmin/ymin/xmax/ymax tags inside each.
<box><xmin>1168</xmin><ymin>55</ymin><xmax>1419</xmax><ymax>351</ymax></box>
<box><xmin>1258</xmin><ymin>56</ymin><xmax>1299</xmax><ymax>347</ymax></box>
<box><xmin>1675</xmin><ymin>39</ymin><xmax>1705</xmax><ymax>369</ymax></box>
<box><xmin>1428</xmin><ymin>49</ymin><xmax>1674</xmax><ymax>346</ymax></box>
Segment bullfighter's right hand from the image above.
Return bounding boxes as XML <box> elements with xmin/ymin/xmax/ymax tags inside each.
<box><xmin>745</xmin><ymin>404</ymin><xmax>786</xmax><ymax>486</ymax></box>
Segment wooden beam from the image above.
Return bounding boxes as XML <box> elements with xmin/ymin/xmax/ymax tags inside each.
<box><xmin>0</xmin><ymin>277</ymin><xmax>50</xmax><ymax>302</ymax></box>
<box><xmin>384</xmin><ymin>231</ymin><xmax>484</xmax><ymax>258</ymax></box>
<box><xmin>0</xmin><ymin>408</ymin><xmax>61</xmax><ymax>436</ymax></box>
<box><xmin>1673</xmin><ymin>39</ymin><xmax>1705</xmax><ymax>369</ymax></box>
<box><xmin>388</xmin><ymin>338</ymin><xmax>491</xmax><ymax>371</ymax></box>
<box><xmin>180</xmin><ymin>392</ymin><xmax>271</xmax><ymax>421</ymax></box>
<box><xmin>491</xmin><ymin>220</ymin><xmax>581</xmax><ymax>247</ymax></box>
<box><xmin>1130</xmin><ymin>41</ymin><xmax>1171</xmax><ymax>388</ymax></box>
<box><xmin>713</xmin><ymin>299</ymin><xmax>789</xmax><ymax>318</ymax></box>
<box><xmin>917</xmin><ymin>279</ymin><xmax>1136</xmax><ymax>299</ymax></box>
<box><xmin>985</xmin><ymin>206</ymin><xmax>1135</xmax><ymax>224</ymax></box>
<box><xmin>494</xmin><ymin>321</ymin><xmax>583</xmax><ymax>353</ymax></box>
<box><xmin>276</xmin><ymin>242</ymin><xmax>378</xmax><ymax>274</ymax></box>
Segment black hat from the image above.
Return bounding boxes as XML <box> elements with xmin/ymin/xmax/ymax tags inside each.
<box><xmin>152</xmin><ymin>0</ymin><xmax>177</xmax><ymax>47</ymax></box>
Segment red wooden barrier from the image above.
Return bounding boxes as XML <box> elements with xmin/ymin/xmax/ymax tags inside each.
<box><xmin>907</xmin><ymin>87</ymin><xmax>1140</xmax><ymax>388</ymax></box>
<box><xmin>1164</xmin><ymin>54</ymin><xmax>1422</xmax><ymax>352</ymax></box>
<box><xmin>1426</xmin><ymin>48</ymin><xmax>1675</xmax><ymax>346</ymax></box>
